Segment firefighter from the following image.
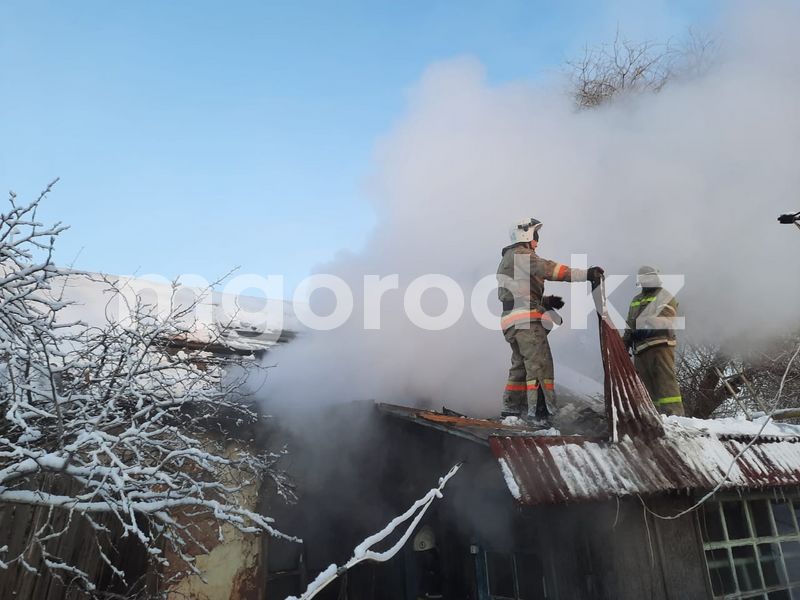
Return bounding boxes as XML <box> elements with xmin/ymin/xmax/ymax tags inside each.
<box><xmin>623</xmin><ymin>265</ymin><xmax>685</xmax><ymax>416</ymax></box>
<box><xmin>413</xmin><ymin>525</ymin><xmax>442</xmax><ymax>599</ymax></box>
<box><xmin>497</xmin><ymin>218</ymin><xmax>604</xmax><ymax>425</ymax></box>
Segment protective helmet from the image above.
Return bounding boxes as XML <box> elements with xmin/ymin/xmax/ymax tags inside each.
<box><xmin>509</xmin><ymin>218</ymin><xmax>542</xmax><ymax>244</ymax></box>
<box><xmin>413</xmin><ymin>525</ymin><xmax>436</xmax><ymax>552</ymax></box>
<box><xmin>636</xmin><ymin>265</ymin><xmax>662</xmax><ymax>288</ymax></box>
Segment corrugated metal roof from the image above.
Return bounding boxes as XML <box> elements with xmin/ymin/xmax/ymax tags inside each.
<box><xmin>379</xmin><ymin>315</ymin><xmax>800</xmax><ymax>505</ymax></box>
<box><xmin>489</xmin><ymin>430</ymin><xmax>800</xmax><ymax>505</ymax></box>
<box><xmin>489</xmin><ymin>318</ymin><xmax>800</xmax><ymax>504</ymax></box>
<box><xmin>378</xmin><ymin>402</ymin><xmax>800</xmax><ymax>504</ymax></box>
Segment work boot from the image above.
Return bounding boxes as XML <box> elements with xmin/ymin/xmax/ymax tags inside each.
<box><xmin>500</xmin><ymin>410</ymin><xmax>522</xmax><ymax>418</ymax></box>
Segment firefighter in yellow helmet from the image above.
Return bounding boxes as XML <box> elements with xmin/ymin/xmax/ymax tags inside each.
<box><xmin>623</xmin><ymin>265</ymin><xmax>685</xmax><ymax>416</ymax></box>
<box><xmin>497</xmin><ymin>218</ymin><xmax>604</xmax><ymax>426</ymax></box>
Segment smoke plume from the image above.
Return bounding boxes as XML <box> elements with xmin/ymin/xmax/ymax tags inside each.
<box><xmin>264</xmin><ymin>3</ymin><xmax>800</xmax><ymax>418</ymax></box>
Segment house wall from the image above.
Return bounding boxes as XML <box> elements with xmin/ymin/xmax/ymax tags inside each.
<box><xmin>165</xmin><ymin>440</ymin><xmax>265</xmax><ymax>600</ymax></box>
<box><xmin>263</xmin><ymin>403</ymin><xmax>460</xmax><ymax>599</ymax></box>
<box><xmin>267</xmin><ymin>406</ymin><xmax>715</xmax><ymax>600</ymax></box>
<box><xmin>513</xmin><ymin>497</ymin><xmax>712</xmax><ymax>600</ymax></box>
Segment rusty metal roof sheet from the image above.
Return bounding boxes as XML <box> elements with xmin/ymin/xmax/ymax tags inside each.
<box><xmin>598</xmin><ymin>315</ymin><xmax>664</xmax><ymax>441</ymax></box>
<box><xmin>489</xmin><ymin>429</ymin><xmax>800</xmax><ymax>505</ymax></box>
<box><xmin>377</xmin><ymin>402</ymin><xmax>536</xmax><ymax>444</ymax></box>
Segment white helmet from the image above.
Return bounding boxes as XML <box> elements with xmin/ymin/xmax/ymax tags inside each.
<box><xmin>413</xmin><ymin>525</ymin><xmax>436</xmax><ymax>552</ymax></box>
<box><xmin>636</xmin><ymin>265</ymin><xmax>662</xmax><ymax>288</ymax></box>
<box><xmin>509</xmin><ymin>218</ymin><xmax>542</xmax><ymax>244</ymax></box>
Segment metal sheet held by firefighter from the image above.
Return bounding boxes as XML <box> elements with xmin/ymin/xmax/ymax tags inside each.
<box><xmin>598</xmin><ymin>314</ymin><xmax>664</xmax><ymax>441</ymax></box>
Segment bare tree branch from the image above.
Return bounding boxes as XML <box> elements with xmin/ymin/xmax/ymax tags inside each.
<box><xmin>567</xmin><ymin>28</ymin><xmax>716</xmax><ymax>109</ymax></box>
<box><xmin>0</xmin><ymin>185</ymin><xmax>296</xmax><ymax>594</ymax></box>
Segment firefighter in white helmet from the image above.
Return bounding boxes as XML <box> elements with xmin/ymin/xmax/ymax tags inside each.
<box><xmin>623</xmin><ymin>265</ymin><xmax>684</xmax><ymax>416</ymax></box>
<box><xmin>496</xmin><ymin>218</ymin><xmax>604</xmax><ymax>426</ymax></box>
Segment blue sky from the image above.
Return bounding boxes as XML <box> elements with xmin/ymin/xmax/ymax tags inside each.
<box><xmin>0</xmin><ymin>1</ymin><xmax>716</xmax><ymax>296</ymax></box>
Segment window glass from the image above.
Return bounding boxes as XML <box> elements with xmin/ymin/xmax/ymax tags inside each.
<box><xmin>725</xmin><ymin>501</ymin><xmax>752</xmax><ymax>540</ymax></box>
<box><xmin>758</xmin><ymin>543</ymin><xmax>787</xmax><ymax>587</ymax></box>
<box><xmin>773</xmin><ymin>500</ymin><xmax>797</xmax><ymax>536</ymax></box>
<box><xmin>515</xmin><ymin>553</ymin><xmax>545</xmax><ymax>600</ymax></box>
<box><xmin>782</xmin><ymin>541</ymin><xmax>800</xmax><ymax>583</ymax></box>
<box><xmin>701</xmin><ymin>502</ymin><xmax>726</xmax><ymax>542</ymax></box>
<box><xmin>702</xmin><ymin>495</ymin><xmax>800</xmax><ymax>599</ymax></box>
<box><xmin>732</xmin><ymin>545</ymin><xmax>763</xmax><ymax>591</ymax></box>
<box><xmin>487</xmin><ymin>551</ymin><xmax>515</xmax><ymax>599</ymax></box>
<box><xmin>706</xmin><ymin>548</ymin><xmax>736</xmax><ymax>596</ymax></box>
<box><xmin>751</xmin><ymin>500</ymin><xmax>775</xmax><ymax>538</ymax></box>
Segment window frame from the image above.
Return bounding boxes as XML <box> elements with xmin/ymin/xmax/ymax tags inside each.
<box><xmin>699</xmin><ymin>492</ymin><xmax>800</xmax><ymax>599</ymax></box>
<box><xmin>478</xmin><ymin>548</ymin><xmax>548</xmax><ymax>600</ymax></box>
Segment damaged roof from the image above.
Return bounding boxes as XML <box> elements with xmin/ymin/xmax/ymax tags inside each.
<box><xmin>378</xmin><ymin>317</ymin><xmax>800</xmax><ymax>506</ymax></box>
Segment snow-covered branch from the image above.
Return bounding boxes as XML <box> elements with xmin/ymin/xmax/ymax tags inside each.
<box><xmin>0</xmin><ymin>186</ymin><xmax>296</xmax><ymax>593</ymax></box>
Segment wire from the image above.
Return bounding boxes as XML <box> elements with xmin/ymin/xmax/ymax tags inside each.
<box><xmin>640</xmin><ymin>340</ymin><xmax>800</xmax><ymax>521</ymax></box>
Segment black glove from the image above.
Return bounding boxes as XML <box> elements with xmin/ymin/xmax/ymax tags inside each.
<box><xmin>542</xmin><ymin>295</ymin><xmax>565</xmax><ymax>310</ymax></box>
<box><xmin>624</xmin><ymin>338</ymin><xmax>633</xmax><ymax>356</ymax></box>
<box><xmin>587</xmin><ymin>266</ymin><xmax>605</xmax><ymax>288</ymax></box>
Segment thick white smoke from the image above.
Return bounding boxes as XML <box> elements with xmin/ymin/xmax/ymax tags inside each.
<box><xmin>264</xmin><ymin>3</ymin><xmax>800</xmax><ymax>418</ymax></box>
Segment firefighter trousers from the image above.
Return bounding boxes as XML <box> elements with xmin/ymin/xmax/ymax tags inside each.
<box><xmin>502</xmin><ymin>322</ymin><xmax>555</xmax><ymax>418</ymax></box>
<box><xmin>634</xmin><ymin>344</ymin><xmax>685</xmax><ymax>416</ymax></box>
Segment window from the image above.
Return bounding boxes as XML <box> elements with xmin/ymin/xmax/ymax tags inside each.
<box><xmin>484</xmin><ymin>551</ymin><xmax>546</xmax><ymax>600</ymax></box>
<box><xmin>700</xmin><ymin>494</ymin><xmax>800</xmax><ymax>599</ymax></box>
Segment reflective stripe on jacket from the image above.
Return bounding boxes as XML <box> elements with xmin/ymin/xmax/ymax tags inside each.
<box><xmin>496</xmin><ymin>243</ymin><xmax>588</xmax><ymax>330</ymax></box>
<box><xmin>623</xmin><ymin>288</ymin><xmax>679</xmax><ymax>354</ymax></box>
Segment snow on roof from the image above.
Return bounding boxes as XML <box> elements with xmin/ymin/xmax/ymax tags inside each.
<box><xmin>490</xmin><ymin>425</ymin><xmax>800</xmax><ymax>505</ymax></box>
<box><xmin>55</xmin><ymin>272</ymin><xmax>298</xmax><ymax>356</ymax></box>
<box><xmin>668</xmin><ymin>414</ymin><xmax>800</xmax><ymax>441</ymax></box>
<box><xmin>380</xmin><ymin>402</ymin><xmax>800</xmax><ymax>506</ymax></box>
<box><xmin>379</xmin><ymin>317</ymin><xmax>800</xmax><ymax>506</ymax></box>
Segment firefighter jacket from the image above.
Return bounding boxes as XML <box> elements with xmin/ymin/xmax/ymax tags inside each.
<box><xmin>623</xmin><ymin>288</ymin><xmax>679</xmax><ymax>355</ymax></box>
<box><xmin>496</xmin><ymin>243</ymin><xmax>588</xmax><ymax>331</ymax></box>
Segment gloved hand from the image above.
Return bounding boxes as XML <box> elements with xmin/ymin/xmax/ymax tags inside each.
<box><xmin>542</xmin><ymin>295</ymin><xmax>565</xmax><ymax>310</ymax></box>
<box><xmin>587</xmin><ymin>266</ymin><xmax>605</xmax><ymax>288</ymax></box>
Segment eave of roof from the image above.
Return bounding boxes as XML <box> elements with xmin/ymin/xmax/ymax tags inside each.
<box><xmin>376</xmin><ymin>402</ymin><xmax>550</xmax><ymax>445</ymax></box>
<box><xmin>489</xmin><ymin>429</ymin><xmax>800</xmax><ymax>505</ymax></box>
